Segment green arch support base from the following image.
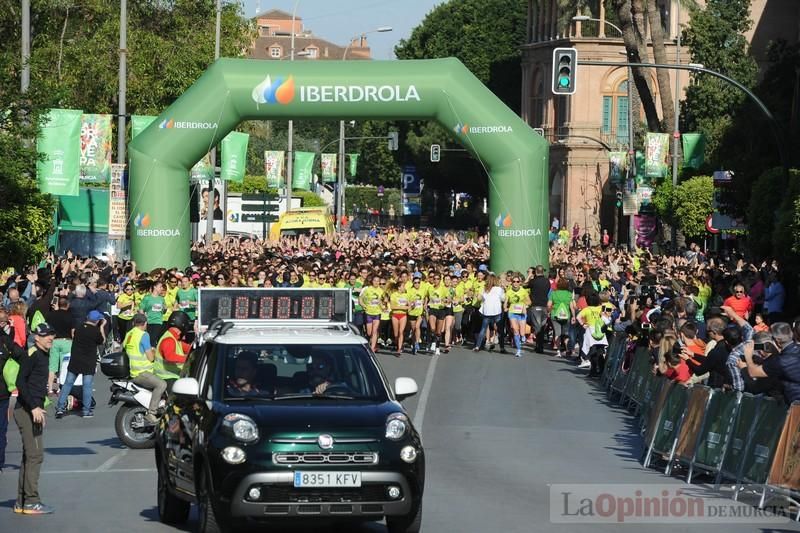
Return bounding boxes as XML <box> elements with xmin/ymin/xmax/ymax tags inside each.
<box><xmin>129</xmin><ymin>58</ymin><xmax>549</xmax><ymax>273</ymax></box>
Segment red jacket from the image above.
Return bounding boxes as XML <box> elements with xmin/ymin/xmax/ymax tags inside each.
<box><xmin>159</xmin><ymin>327</ymin><xmax>190</xmax><ymax>364</ymax></box>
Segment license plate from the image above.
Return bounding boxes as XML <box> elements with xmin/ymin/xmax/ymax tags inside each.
<box><xmin>293</xmin><ymin>471</ymin><xmax>362</xmax><ymax>488</ymax></box>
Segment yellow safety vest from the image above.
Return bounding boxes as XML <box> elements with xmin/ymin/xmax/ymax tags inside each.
<box><xmin>154</xmin><ymin>329</ymin><xmax>185</xmax><ymax>380</ymax></box>
<box><xmin>124</xmin><ymin>327</ymin><xmax>152</xmax><ymax>377</ymax></box>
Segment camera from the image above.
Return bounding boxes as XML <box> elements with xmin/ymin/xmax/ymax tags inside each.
<box><xmin>753</xmin><ymin>343</ymin><xmax>766</xmax><ymax>352</ymax></box>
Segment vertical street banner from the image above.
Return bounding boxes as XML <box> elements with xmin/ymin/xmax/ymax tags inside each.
<box><xmin>634</xmin><ymin>214</ymin><xmax>658</xmax><ymax>249</ymax></box>
<box><xmin>79</xmin><ymin>114</ymin><xmax>112</xmax><ymax>184</ymax></box>
<box><xmin>108</xmin><ymin>164</ymin><xmax>127</xmax><ymax>238</ymax></box>
<box><xmin>220</xmin><ymin>131</ymin><xmax>248</xmax><ymax>183</ymax></box>
<box><xmin>131</xmin><ymin>115</ymin><xmax>157</xmax><ymax>138</ymax></box>
<box><xmin>321</xmin><ymin>153</ymin><xmax>337</xmax><ymax>183</ymax></box>
<box><xmin>608</xmin><ymin>151</ymin><xmax>628</xmax><ymax>186</ymax></box>
<box><xmin>682</xmin><ymin>133</ymin><xmax>706</xmax><ymax>169</ymax></box>
<box><xmin>36</xmin><ymin>108</ymin><xmax>82</xmax><ymax>196</ymax></box>
<box><xmin>348</xmin><ymin>153</ymin><xmax>360</xmax><ymax>177</ymax></box>
<box><xmin>401</xmin><ymin>165</ymin><xmax>422</xmax><ymax>215</ymax></box>
<box><xmin>645</xmin><ymin>132</ymin><xmax>670</xmax><ymax>178</ymax></box>
<box><xmin>264</xmin><ymin>150</ymin><xmax>284</xmax><ymax>188</ymax></box>
<box><xmin>293</xmin><ymin>151</ymin><xmax>314</xmax><ymax>190</ymax></box>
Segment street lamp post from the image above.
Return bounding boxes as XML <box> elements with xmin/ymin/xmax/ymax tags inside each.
<box><xmin>285</xmin><ymin>0</ymin><xmax>301</xmax><ymax>221</ymax></box>
<box><xmin>573</xmin><ymin>15</ymin><xmax>635</xmax><ymax>250</ymax></box>
<box><xmin>338</xmin><ymin>26</ymin><xmax>392</xmax><ymax>231</ymax></box>
<box><xmin>206</xmin><ymin>0</ymin><xmax>222</xmax><ymax>245</ymax></box>
<box><xmin>670</xmin><ymin>2</ymin><xmax>682</xmax><ymax>250</ymax></box>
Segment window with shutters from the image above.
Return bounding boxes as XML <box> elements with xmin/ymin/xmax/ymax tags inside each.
<box><xmin>601</xmin><ymin>79</ymin><xmax>630</xmax><ymax>147</ymax></box>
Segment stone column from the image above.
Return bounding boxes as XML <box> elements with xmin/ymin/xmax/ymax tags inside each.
<box><xmin>599</xmin><ymin>0</ymin><xmax>606</xmax><ymax>38</ymax></box>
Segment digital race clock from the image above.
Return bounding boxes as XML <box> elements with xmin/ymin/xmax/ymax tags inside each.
<box><xmin>197</xmin><ymin>288</ymin><xmax>351</xmax><ymax>327</ymax></box>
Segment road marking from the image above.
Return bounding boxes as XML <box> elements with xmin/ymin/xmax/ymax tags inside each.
<box><xmin>43</xmin><ymin>468</ymin><xmax>155</xmax><ymax>475</ymax></box>
<box><xmin>95</xmin><ymin>450</ymin><xmax>129</xmax><ymax>472</ymax></box>
<box><xmin>413</xmin><ymin>354</ymin><xmax>439</xmax><ymax>431</ymax></box>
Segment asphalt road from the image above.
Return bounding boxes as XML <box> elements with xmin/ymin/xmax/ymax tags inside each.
<box><xmin>2</xmin><ymin>345</ymin><xmax>799</xmax><ymax>533</ymax></box>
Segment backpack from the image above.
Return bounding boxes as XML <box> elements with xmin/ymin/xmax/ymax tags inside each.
<box><xmin>554</xmin><ymin>301</ymin><xmax>570</xmax><ymax>321</ymax></box>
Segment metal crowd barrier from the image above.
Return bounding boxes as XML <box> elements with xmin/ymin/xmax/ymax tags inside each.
<box><xmin>596</xmin><ymin>334</ymin><xmax>800</xmax><ymax>519</ymax></box>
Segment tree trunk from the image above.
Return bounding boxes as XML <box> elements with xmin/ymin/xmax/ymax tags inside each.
<box><xmin>646</xmin><ymin>0</ymin><xmax>674</xmax><ymax>130</ymax></box>
<box><xmin>614</xmin><ymin>0</ymin><xmax>661</xmax><ymax>133</ymax></box>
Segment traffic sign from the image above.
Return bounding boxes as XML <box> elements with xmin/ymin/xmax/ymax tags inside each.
<box><xmin>377</xmin><ymin>186</ymin><xmax>385</xmax><ymax>197</ymax></box>
<box><xmin>242</xmin><ymin>202</ymin><xmax>279</xmax><ymax>212</ymax></box>
<box><xmin>242</xmin><ymin>193</ymin><xmax>278</xmax><ymax>202</ymax></box>
<box><xmin>242</xmin><ymin>214</ymin><xmax>279</xmax><ymax>223</ymax></box>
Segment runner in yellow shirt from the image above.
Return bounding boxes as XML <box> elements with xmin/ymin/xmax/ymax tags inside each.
<box><xmin>452</xmin><ymin>273</ymin><xmax>467</xmax><ymax>346</ymax></box>
<box><xmin>425</xmin><ymin>272</ymin><xmax>444</xmax><ymax>352</ymax></box>
<box><xmin>406</xmin><ymin>274</ymin><xmax>427</xmax><ymax>354</ymax></box>
<box><xmin>358</xmin><ymin>275</ymin><xmax>384</xmax><ymax>352</ymax></box>
<box><xmin>505</xmin><ymin>275</ymin><xmax>531</xmax><ymax>357</ymax></box>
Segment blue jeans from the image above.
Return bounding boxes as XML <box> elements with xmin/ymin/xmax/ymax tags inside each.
<box><xmin>57</xmin><ymin>372</ymin><xmax>94</xmax><ymax>415</ymax></box>
<box><xmin>0</xmin><ymin>397</ymin><xmax>8</xmax><ymax>468</ymax></box>
<box><xmin>474</xmin><ymin>314</ymin><xmax>501</xmax><ymax>349</ymax></box>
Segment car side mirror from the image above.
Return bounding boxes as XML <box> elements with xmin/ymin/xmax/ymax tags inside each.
<box><xmin>394</xmin><ymin>377</ymin><xmax>418</xmax><ymax>401</ymax></box>
<box><xmin>172</xmin><ymin>377</ymin><xmax>200</xmax><ymax>397</ymax></box>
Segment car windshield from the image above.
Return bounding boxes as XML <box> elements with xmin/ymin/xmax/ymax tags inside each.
<box><xmin>222</xmin><ymin>344</ymin><xmax>387</xmax><ymax>401</ymax></box>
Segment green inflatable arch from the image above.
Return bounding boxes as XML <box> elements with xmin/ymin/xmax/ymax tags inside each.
<box><xmin>129</xmin><ymin>58</ymin><xmax>549</xmax><ymax>272</ymax></box>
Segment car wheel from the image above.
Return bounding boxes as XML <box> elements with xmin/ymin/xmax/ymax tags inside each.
<box><xmin>157</xmin><ymin>456</ymin><xmax>190</xmax><ymax>524</ymax></box>
<box><xmin>196</xmin><ymin>469</ymin><xmax>230</xmax><ymax>533</ymax></box>
<box><xmin>115</xmin><ymin>405</ymin><xmax>156</xmax><ymax>449</ymax></box>
<box><xmin>386</xmin><ymin>502</ymin><xmax>422</xmax><ymax>533</ymax></box>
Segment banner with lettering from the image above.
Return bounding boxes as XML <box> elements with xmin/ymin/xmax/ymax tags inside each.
<box><xmin>108</xmin><ymin>164</ymin><xmax>127</xmax><ymax>238</ymax></box>
<box><xmin>80</xmin><ymin>114</ymin><xmax>112</xmax><ymax>184</ymax></box>
<box><xmin>348</xmin><ymin>153</ymin><xmax>359</xmax><ymax>177</ymax></box>
<box><xmin>682</xmin><ymin>133</ymin><xmax>705</xmax><ymax>169</ymax></box>
<box><xmin>321</xmin><ymin>153</ymin><xmax>337</xmax><ymax>183</ymax></box>
<box><xmin>645</xmin><ymin>132</ymin><xmax>670</xmax><ymax>178</ymax></box>
<box><xmin>191</xmin><ymin>153</ymin><xmax>214</xmax><ymax>181</ymax></box>
<box><xmin>608</xmin><ymin>151</ymin><xmax>628</xmax><ymax>186</ymax></box>
<box><xmin>264</xmin><ymin>150</ymin><xmax>284</xmax><ymax>188</ymax></box>
<box><xmin>36</xmin><ymin>108</ymin><xmax>82</xmax><ymax>196</ymax></box>
<box><xmin>131</xmin><ymin>115</ymin><xmax>156</xmax><ymax>138</ymax></box>
<box><xmin>292</xmin><ymin>151</ymin><xmax>314</xmax><ymax>190</ymax></box>
<box><xmin>220</xmin><ymin>131</ymin><xmax>248</xmax><ymax>183</ymax></box>
<box><xmin>634</xmin><ymin>214</ymin><xmax>658</xmax><ymax>249</ymax></box>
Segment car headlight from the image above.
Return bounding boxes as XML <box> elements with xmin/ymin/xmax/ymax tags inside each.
<box><xmin>223</xmin><ymin>413</ymin><xmax>259</xmax><ymax>443</ymax></box>
<box><xmin>385</xmin><ymin>413</ymin><xmax>409</xmax><ymax>441</ymax></box>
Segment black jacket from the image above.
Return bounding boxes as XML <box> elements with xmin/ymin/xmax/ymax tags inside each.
<box><xmin>16</xmin><ymin>345</ymin><xmax>49</xmax><ymax>411</ymax></box>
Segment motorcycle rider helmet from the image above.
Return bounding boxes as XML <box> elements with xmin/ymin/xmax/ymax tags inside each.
<box><xmin>167</xmin><ymin>310</ymin><xmax>191</xmax><ymax>334</ymax></box>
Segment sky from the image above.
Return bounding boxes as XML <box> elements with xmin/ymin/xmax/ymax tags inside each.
<box><xmin>241</xmin><ymin>0</ymin><xmax>444</xmax><ymax>59</ymax></box>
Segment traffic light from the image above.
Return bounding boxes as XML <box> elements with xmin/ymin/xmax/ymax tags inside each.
<box><xmin>615</xmin><ymin>191</ymin><xmax>623</xmax><ymax>208</ymax></box>
<box><xmin>430</xmin><ymin>144</ymin><xmax>441</xmax><ymax>163</ymax></box>
<box><xmin>552</xmin><ymin>47</ymin><xmax>577</xmax><ymax>95</ymax></box>
<box><xmin>387</xmin><ymin>131</ymin><xmax>399</xmax><ymax>151</ymax></box>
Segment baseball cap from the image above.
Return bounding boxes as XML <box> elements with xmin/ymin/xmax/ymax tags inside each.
<box><xmin>34</xmin><ymin>322</ymin><xmax>56</xmax><ymax>336</ymax></box>
<box><xmin>412</xmin><ymin>272</ymin><xmax>423</xmax><ymax>279</ymax></box>
<box><xmin>478</xmin><ymin>264</ymin><xmax>489</xmax><ymax>272</ymax></box>
<box><xmin>87</xmin><ymin>310</ymin><xmax>104</xmax><ymax>322</ymax></box>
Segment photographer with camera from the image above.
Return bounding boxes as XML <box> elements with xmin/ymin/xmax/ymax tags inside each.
<box><xmin>742</xmin><ymin>322</ymin><xmax>800</xmax><ymax>405</ymax></box>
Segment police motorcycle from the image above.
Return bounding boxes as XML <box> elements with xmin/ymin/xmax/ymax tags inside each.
<box><xmin>100</xmin><ymin>312</ymin><xmax>193</xmax><ymax>449</ymax></box>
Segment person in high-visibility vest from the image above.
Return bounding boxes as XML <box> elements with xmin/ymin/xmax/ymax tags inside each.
<box><xmin>155</xmin><ymin>311</ymin><xmax>191</xmax><ymax>384</ymax></box>
<box><xmin>124</xmin><ymin>313</ymin><xmax>165</xmax><ymax>424</ymax></box>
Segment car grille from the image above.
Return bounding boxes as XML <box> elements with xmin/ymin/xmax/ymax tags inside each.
<box><xmin>258</xmin><ymin>484</ymin><xmax>390</xmax><ymax>503</ymax></box>
<box><xmin>272</xmin><ymin>451</ymin><xmax>379</xmax><ymax>465</ymax></box>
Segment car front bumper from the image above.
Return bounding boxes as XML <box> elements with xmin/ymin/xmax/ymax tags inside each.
<box><xmin>229</xmin><ymin>471</ymin><xmax>414</xmax><ymax>518</ymax></box>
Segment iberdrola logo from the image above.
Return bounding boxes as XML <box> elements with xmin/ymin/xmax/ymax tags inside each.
<box><xmin>494</xmin><ymin>212</ymin><xmax>512</xmax><ymax>228</ymax></box>
<box><xmin>134</xmin><ymin>213</ymin><xmax>151</xmax><ymax>228</ymax></box>
<box><xmin>252</xmin><ymin>75</ymin><xmax>295</xmax><ymax>105</ymax></box>
<box><xmin>453</xmin><ymin>122</ymin><xmax>469</xmax><ymax>135</ymax></box>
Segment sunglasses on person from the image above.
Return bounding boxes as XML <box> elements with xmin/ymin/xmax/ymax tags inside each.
<box><xmin>735</xmin><ymin>290</ymin><xmax>745</xmax><ymax>294</ymax></box>
<box><xmin>512</xmin><ymin>279</ymin><xmax>521</xmax><ymax>283</ymax></box>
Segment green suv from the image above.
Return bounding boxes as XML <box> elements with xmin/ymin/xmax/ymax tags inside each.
<box><xmin>154</xmin><ymin>318</ymin><xmax>425</xmax><ymax>533</ymax></box>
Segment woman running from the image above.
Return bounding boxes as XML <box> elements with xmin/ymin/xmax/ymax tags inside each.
<box><xmin>359</xmin><ymin>274</ymin><xmax>384</xmax><ymax>352</ymax></box>
<box><xmin>505</xmin><ymin>274</ymin><xmax>531</xmax><ymax>357</ymax></box>
<box><xmin>386</xmin><ymin>281</ymin><xmax>409</xmax><ymax>356</ymax></box>
<box><xmin>406</xmin><ymin>274</ymin><xmax>426</xmax><ymax>354</ymax></box>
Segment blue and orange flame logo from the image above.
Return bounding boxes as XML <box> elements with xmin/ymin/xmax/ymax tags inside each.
<box><xmin>251</xmin><ymin>75</ymin><xmax>295</xmax><ymax>105</ymax></box>
<box><xmin>494</xmin><ymin>212</ymin><xmax>512</xmax><ymax>228</ymax></box>
<box><xmin>159</xmin><ymin>119</ymin><xmax>174</xmax><ymax>129</ymax></box>
<box><xmin>134</xmin><ymin>213</ymin><xmax>151</xmax><ymax>228</ymax></box>
<box><xmin>453</xmin><ymin>122</ymin><xmax>469</xmax><ymax>135</ymax></box>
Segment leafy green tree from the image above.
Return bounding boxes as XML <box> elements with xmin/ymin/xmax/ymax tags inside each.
<box><xmin>673</xmin><ymin>175</ymin><xmax>713</xmax><ymax>238</ymax></box>
<box><xmin>681</xmin><ymin>0</ymin><xmax>758</xmax><ymax>165</ymax></box>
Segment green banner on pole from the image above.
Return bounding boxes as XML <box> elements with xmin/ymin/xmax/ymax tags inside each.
<box><xmin>293</xmin><ymin>151</ymin><xmax>314</xmax><ymax>190</ymax></box>
<box><xmin>264</xmin><ymin>150</ymin><xmax>284</xmax><ymax>188</ymax></box>
<box><xmin>348</xmin><ymin>153</ymin><xmax>359</xmax><ymax>177</ymax></box>
<box><xmin>221</xmin><ymin>131</ymin><xmax>248</xmax><ymax>183</ymax></box>
<box><xmin>191</xmin><ymin>153</ymin><xmax>214</xmax><ymax>181</ymax></box>
<box><xmin>80</xmin><ymin>114</ymin><xmax>112</xmax><ymax>184</ymax></box>
<box><xmin>37</xmin><ymin>108</ymin><xmax>82</xmax><ymax>196</ymax></box>
<box><xmin>131</xmin><ymin>115</ymin><xmax>157</xmax><ymax>138</ymax></box>
<box><xmin>608</xmin><ymin>151</ymin><xmax>628</xmax><ymax>186</ymax></box>
<box><xmin>682</xmin><ymin>133</ymin><xmax>705</xmax><ymax>169</ymax></box>
<box><xmin>645</xmin><ymin>132</ymin><xmax>670</xmax><ymax>178</ymax></box>
<box><xmin>321</xmin><ymin>153</ymin><xmax>337</xmax><ymax>183</ymax></box>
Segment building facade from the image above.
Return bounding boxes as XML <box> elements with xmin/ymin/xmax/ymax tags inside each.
<box><xmin>521</xmin><ymin>0</ymin><xmax>800</xmax><ymax>243</ymax></box>
<box><xmin>249</xmin><ymin>9</ymin><xmax>374</xmax><ymax>61</ymax></box>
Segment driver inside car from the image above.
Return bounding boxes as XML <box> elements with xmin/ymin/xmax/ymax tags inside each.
<box><xmin>303</xmin><ymin>353</ymin><xmax>355</xmax><ymax>395</ymax></box>
<box><xmin>227</xmin><ymin>351</ymin><xmax>262</xmax><ymax>396</ymax></box>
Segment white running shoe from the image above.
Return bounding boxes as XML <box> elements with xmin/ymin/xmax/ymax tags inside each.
<box><xmin>577</xmin><ymin>359</ymin><xmax>591</xmax><ymax>369</ymax></box>
<box><xmin>515</xmin><ymin>350</ymin><xmax>522</xmax><ymax>358</ymax></box>
<box><xmin>555</xmin><ymin>351</ymin><xmax>563</xmax><ymax>358</ymax></box>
